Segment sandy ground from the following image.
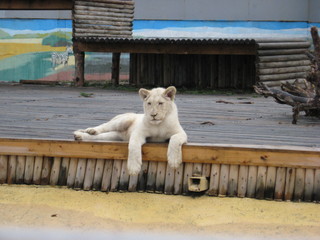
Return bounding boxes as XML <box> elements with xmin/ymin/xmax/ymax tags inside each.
<box><xmin>0</xmin><ymin>185</ymin><xmax>320</xmax><ymax>240</ymax></box>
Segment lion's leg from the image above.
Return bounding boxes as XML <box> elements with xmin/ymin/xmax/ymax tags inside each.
<box><xmin>167</xmin><ymin>131</ymin><xmax>188</xmax><ymax>169</ymax></box>
<box><xmin>127</xmin><ymin>133</ymin><xmax>146</xmax><ymax>175</ymax></box>
<box><xmin>84</xmin><ymin>113</ymin><xmax>136</xmax><ymax>135</ymax></box>
<box><xmin>74</xmin><ymin>130</ymin><xmax>123</xmax><ymax>141</ymax></box>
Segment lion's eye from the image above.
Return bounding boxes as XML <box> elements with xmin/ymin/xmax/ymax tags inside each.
<box><xmin>147</xmin><ymin>102</ymin><xmax>151</xmax><ymax>105</ymax></box>
<box><xmin>158</xmin><ymin>102</ymin><xmax>163</xmax><ymax>105</ymax></box>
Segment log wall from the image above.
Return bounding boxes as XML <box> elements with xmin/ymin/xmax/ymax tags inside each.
<box><xmin>1</xmin><ymin>138</ymin><xmax>320</xmax><ymax>202</ymax></box>
<box><xmin>256</xmin><ymin>39</ymin><xmax>311</xmax><ymax>87</ymax></box>
<box><xmin>129</xmin><ymin>54</ymin><xmax>256</xmax><ymax>89</ymax></box>
<box><xmin>73</xmin><ymin>0</ymin><xmax>134</xmax><ymax>38</ymax></box>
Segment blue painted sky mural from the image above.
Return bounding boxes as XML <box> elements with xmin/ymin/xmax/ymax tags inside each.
<box><xmin>0</xmin><ymin>18</ymin><xmax>318</xmax><ymax>82</ymax></box>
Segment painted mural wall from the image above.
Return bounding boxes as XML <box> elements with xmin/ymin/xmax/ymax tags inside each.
<box><xmin>0</xmin><ymin>19</ymin><xmax>319</xmax><ymax>82</ymax></box>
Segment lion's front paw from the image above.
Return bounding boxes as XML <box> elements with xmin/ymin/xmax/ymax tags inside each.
<box><xmin>74</xmin><ymin>130</ymin><xmax>85</xmax><ymax>141</ymax></box>
<box><xmin>127</xmin><ymin>159</ymin><xmax>142</xmax><ymax>176</ymax></box>
<box><xmin>85</xmin><ymin>128</ymin><xmax>98</xmax><ymax>135</ymax></box>
<box><xmin>167</xmin><ymin>149</ymin><xmax>182</xmax><ymax>169</ymax></box>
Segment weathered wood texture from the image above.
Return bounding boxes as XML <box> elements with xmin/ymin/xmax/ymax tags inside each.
<box><xmin>256</xmin><ymin>39</ymin><xmax>311</xmax><ymax>86</ymax></box>
<box><xmin>0</xmin><ymin>0</ymin><xmax>73</xmax><ymax>10</ymax></box>
<box><xmin>129</xmin><ymin>54</ymin><xmax>256</xmax><ymax>89</ymax></box>
<box><xmin>1</xmin><ymin>138</ymin><xmax>319</xmax><ymax>202</ymax></box>
<box><xmin>73</xmin><ymin>0</ymin><xmax>134</xmax><ymax>38</ymax></box>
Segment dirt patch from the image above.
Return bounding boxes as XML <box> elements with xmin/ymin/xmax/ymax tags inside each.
<box><xmin>0</xmin><ymin>185</ymin><xmax>320</xmax><ymax>239</ymax></box>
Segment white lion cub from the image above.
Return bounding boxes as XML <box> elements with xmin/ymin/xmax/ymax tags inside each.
<box><xmin>74</xmin><ymin>86</ymin><xmax>187</xmax><ymax>175</ymax></box>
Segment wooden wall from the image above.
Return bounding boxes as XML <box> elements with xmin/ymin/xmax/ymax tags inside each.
<box><xmin>129</xmin><ymin>53</ymin><xmax>256</xmax><ymax>89</ymax></box>
<box><xmin>1</xmin><ymin>139</ymin><xmax>320</xmax><ymax>202</ymax></box>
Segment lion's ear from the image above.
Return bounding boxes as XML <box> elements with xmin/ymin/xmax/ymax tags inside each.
<box><xmin>163</xmin><ymin>86</ymin><xmax>176</xmax><ymax>101</ymax></box>
<box><xmin>139</xmin><ymin>88</ymin><xmax>150</xmax><ymax>100</ymax></box>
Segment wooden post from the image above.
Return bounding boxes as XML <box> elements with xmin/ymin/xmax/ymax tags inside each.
<box><xmin>111</xmin><ymin>53</ymin><xmax>121</xmax><ymax>85</ymax></box>
<box><xmin>74</xmin><ymin>42</ymin><xmax>85</xmax><ymax>87</ymax></box>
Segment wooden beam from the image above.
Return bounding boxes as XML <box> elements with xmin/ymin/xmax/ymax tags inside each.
<box><xmin>75</xmin><ymin>41</ymin><xmax>256</xmax><ymax>55</ymax></box>
<box><xmin>0</xmin><ymin>0</ymin><xmax>73</xmax><ymax>10</ymax></box>
<box><xmin>0</xmin><ymin>138</ymin><xmax>319</xmax><ymax>169</ymax></box>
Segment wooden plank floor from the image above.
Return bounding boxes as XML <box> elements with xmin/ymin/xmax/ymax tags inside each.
<box><xmin>0</xmin><ymin>83</ymin><xmax>319</xmax><ymax>148</ymax></box>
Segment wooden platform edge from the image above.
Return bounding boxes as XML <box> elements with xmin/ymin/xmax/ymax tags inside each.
<box><xmin>0</xmin><ymin>138</ymin><xmax>319</xmax><ymax>169</ymax></box>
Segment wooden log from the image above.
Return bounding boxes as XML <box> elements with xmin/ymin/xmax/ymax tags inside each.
<box><xmin>7</xmin><ymin>155</ymin><xmax>17</xmax><ymax>184</ymax></box>
<box><xmin>182</xmin><ymin>163</ymin><xmax>193</xmax><ymax>195</ymax></box>
<box><xmin>101</xmin><ymin>159</ymin><xmax>113</xmax><ymax>192</ymax></box>
<box><xmin>24</xmin><ymin>156</ymin><xmax>34</xmax><ymax>184</ymax></box>
<box><xmin>146</xmin><ymin>161</ymin><xmax>157</xmax><ymax>193</ymax></box>
<box><xmin>74</xmin><ymin>14</ymin><xmax>133</xmax><ymax>23</ymax></box>
<box><xmin>76</xmin><ymin>19</ymin><xmax>132</xmax><ymax>27</ymax></box>
<box><xmin>74</xmin><ymin>5</ymin><xmax>134</xmax><ymax>15</ymax></box>
<box><xmin>274</xmin><ymin>167</ymin><xmax>286</xmax><ymax>201</ymax></box>
<box><xmin>49</xmin><ymin>157</ymin><xmax>62</xmax><ymax>185</ymax></box>
<box><xmin>174</xmin><ymin>164</ymin><xmax>184</xmax><ymax>195</ymax></box>
<box><xmin>119</xmin><ymin>160</ymin><xmax>130</xmax><ymax>192</ymax></box>
<box><xmin>258</xmin><ymin>66</ymin><xmax>311</xmax><ymax>75</ymax></box>
<box><xmin>110</xmin><ymin>160</ymin><xmax>122</xmax><ymax>192</ymax></box>
<box><xmin>15</xmin><ymin>156</ymin><xmax>25</xmax><ymax>184</ymax></box>
<box><xmin>304</xmin><ymin>169</ymin><xmax>314</xmax><ymax>202</ymax></box>
<box><xmin>164</xmin><ymin>164</ymin><xmax>175</xmax><ymax>194</ymax></box>
<box><xmin>257</xmin><ymin>42</ymin><xmax>310</xmax><ymax>49</ymax></box>
<box><xmin>33</xmin><ymin>156</ymin><xmax>43</xmax><ymax>185</ymax></box>
<box><xmin>293</xmin><ymin>168</ymin><xmax>305</xmax><ymax>202</ymax></box>
<box><xmin>193</xmin><ymin>163</ymin><xmax>202</xmax><ymax>175</ymax></box>
<box><xmin>313</xmin><ymin>169</ymin><xmax>320</xmax><ymax>202</ymax></box>
<box><xmin>258</xmin><ymin>48</ymin><xmax>308</xmax><ymax>56</ymax></box>
<box><xmin>218</xmin><ymin>164</ymin><xmax>229</xmax><ymax>197</ymax></box>
<box><xmin>208</xmin><ymin>164</ymin><xmax>220</xmax><ymax>196</ymax></box>
<box><xmin>67</xmin><ymin>158</ymin><xmax>78</xmax><ymax>188</ymax></box>
<box><xmin>74</xmin><ymin>23</ymin><xmax>132</xmax><ymax>31</ymax></box>
<box><xmin>246</xmin><ymin>166</ymin><xmax>257</xmax><ymax>198</ymax></box>
<box><xmin>258</xmin><ymin>72</ymin><xmax>307</xmax><ymax>82</ymax></box>
<box><xmin>262</xmin><ymin>79</ymin><xmax>304</xmax><ymax>87</ymax></box>
<box><xmin>257</xmin><ymin>60</ymin><xmax>310</xmax><ymax>69</ymax></box>
<box><xmin>58</xmin><ymin>157</ymin><xmax>70</xmax><ymax>186</ymax></box>
<box><xmin>76</xmin><ymin>0</ymin><xmax>134</xmax><ymax>6</ymax></box>
<box><xmin>228</xmin><ymin>165</ymin><xmax>239</xmax><ymax>197</ymax></box>
<box><xmin>128</xmin><ymin>175</ymin><xmax>138</xmax><ymax>192</ymax></box>
<box><xmin>41</xmin><ymin>157</ymin><xmax>53</xmax><ymax>185</ymax></box>
<box><xmin>75</xmin><ymin>28</ymin><xmax>132</xmax><ymax>36</ymax></box>
<box><xmin>237</xmin><ymin>165</ymin><xmax>248</xmax><ymax>198</ymax></box>
<box><xmin>255</xmin><ymin>166</ymin><xmax>267</xmax><ymax>199</ymax></box>
<box><xmin>74</xmin><ymin>9</ymin><xmax>133</xmax><ymax>18</ymax></box>
<box><xmin>74</xmin><ymin>32</ymin><xmax>131</xmax><ymax>38</ymax></box>
<box><xmin>75</xmin><ymin>0</ymin><xmax>135</xmax><ymax>9</ymax></box>
<box><xmin>284</xmin><ymin>168</ymin><xmax>296</xmax><ymax>201</ymax></box>
<box><xmin>83</xmin><ymin>158</ymin><xmax>97</xmax><ymax>190</ymax></box>
<box><xmin>265</xmin><ymin>166</ymin><xmax>277</xmax><ymax>200</ymax></box>
<box><xmin>0</xmin><ymin>155</ymin><xmax>8</xmax><ymax>184</ymax></box>
<box><xmin>155</xmin><ymin>162</ymin><xmax>166</xmax><ymax>193</ymax></box>
<box><xmin>258</xmin><ymin>54</ymin><xmax>308</xmax><ymax>63</ymax></box>
<box><xmin>92</xmin><ymin>159</ymin><xmax>105</xmax><ymax>190</ymax></box>
<box><xmin>136</xmin><ymin>161</ymin><xmax>148</xmax><ymax>192</ymax></box>
<box><xmin>74</xmin><ymin>158</ymin><xmax>87</xmax><ymax>189</ymax></box>
<box><xmin>111</xmin><ymin>53</ymin><xmax>121</xmax><ymax>86</ymax></box>
<box><xmin>256</xmin><ymin>38</ymin><xmax>308</xmax><ymax>43</ymax></box>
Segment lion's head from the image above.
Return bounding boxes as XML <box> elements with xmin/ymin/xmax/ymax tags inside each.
<box><xmin>139</xmin><ymin>86</ymin><xmax>177</xmax><ymax>125</ymax></box>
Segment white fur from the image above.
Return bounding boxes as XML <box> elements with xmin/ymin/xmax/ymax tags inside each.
<box><xmin>74</xmin><ymin>86</ymin><xmax>188</xmax><ymax>175</ymax></box>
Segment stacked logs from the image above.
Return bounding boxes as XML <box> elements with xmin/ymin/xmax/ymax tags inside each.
<box><xmin>73</xmin><ymin>0</ymin><xmax>134</xmax><ymax>38</ymax></box>
<box><xmin>256</xmin><ymin>38</ymin><xmax>311</xmax><ymax>87</ymax></box>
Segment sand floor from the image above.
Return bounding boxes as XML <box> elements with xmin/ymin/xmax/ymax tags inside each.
<box><xmin>0</xmin><ymin>185</ymin><xmax>320</xmax><ymax>240</ymax></box>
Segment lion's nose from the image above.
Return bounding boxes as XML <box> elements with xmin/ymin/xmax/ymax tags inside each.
<box><xmin>151</xmin><ymin>113</ymin><xmax>157</xmax><ymax>118</ymax></box>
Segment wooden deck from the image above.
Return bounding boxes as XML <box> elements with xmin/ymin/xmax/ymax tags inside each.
<box><xmin>0</xmin><ymin>83</ymin><xmax>319</xmax><ymax>147</ymax></box>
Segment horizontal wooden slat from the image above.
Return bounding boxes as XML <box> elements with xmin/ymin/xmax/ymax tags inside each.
<box><xmin>258</xmin><ymin>49</ymin><xmax>307</xmax><ymax>56</ymax></box>
<box><xmin>76</xmin><ymin>0</ymin><xmax>135</xmax><ymax>9</ymax></box>
<box><xmin>258</xmin><ymin>66</ymin><xmax>311</xmax><ymax>75</ymax></box>
<box><xmin>257</xmin><ymin>60</ymin><xmax>311</xmax><ymax>69</ymax></box>
<box><xmin>257</xmin><ymin>42</ymin><xmax>310</xmax><ymax>49</ymax></box>
<box><xmin>0</xmin><ymin>138</ymin><xmax>319</xmax><ymax>169</ymax></box>
<box><xmin>258</xmin><ymin>72</ymin><xmax>307</xmax><ymax>81</ymax></box>
<box><xmin>258</xmin><ymin>54</ymin><xmax>308</xmax><ymax>62</ymax></box>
